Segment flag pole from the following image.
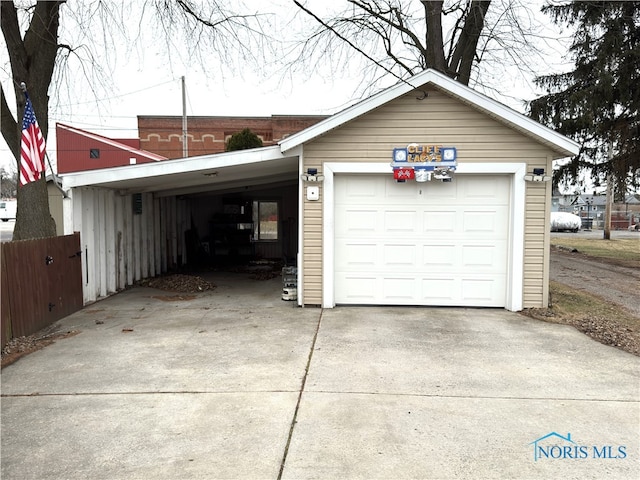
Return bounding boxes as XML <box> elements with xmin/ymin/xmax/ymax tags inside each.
<box><xmin>21</xmin><ymin>82</ymin><xmax>67</xmax><ymax>197</ymax></box>
<box><xmin>18</xmin><ymin>81</ymin><xmax>47</xmax><ymax>187</ymax></box>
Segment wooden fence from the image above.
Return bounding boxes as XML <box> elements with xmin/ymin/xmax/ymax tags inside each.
<box><xmin>1</xmin><ymin>233</ymin><xmax>83</xmax><ymax>349</ymax></box>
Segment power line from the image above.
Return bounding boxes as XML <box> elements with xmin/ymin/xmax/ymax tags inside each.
<box><xmin>54</xmin><ymin>78</ymin><xmax>179</xmax><ymax>108</ymax></box>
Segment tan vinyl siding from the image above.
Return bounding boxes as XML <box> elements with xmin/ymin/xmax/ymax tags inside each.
<box><xmin>303</xmin><ymin>172</ymin><xmax>323</xmax><ymax>303</ymax></box>
<box><xmin>301</xmin><ymin>87</ymin><xmax>560</xmax><ymax>307</ymax></box>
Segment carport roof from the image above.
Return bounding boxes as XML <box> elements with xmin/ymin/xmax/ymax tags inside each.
<box><xmin>60</xmin><ymin>145</ymin><xmax>299</xmax><ymax>196</ymax></box>
<box><xmin>279</xmin><ymin>69</ymin><xmax>580</xmax><ymax>159</ymax></box>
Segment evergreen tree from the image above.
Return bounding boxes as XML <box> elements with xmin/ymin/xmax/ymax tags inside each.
<box><xmin>225</xmin><ymin>128</ymin><xmax>263</xmax><ymax>151</ymax></box>
<box><xmin>529</xmin><ymin>1</ymin><xmax>640</xmax><ymax>198</ymax></box>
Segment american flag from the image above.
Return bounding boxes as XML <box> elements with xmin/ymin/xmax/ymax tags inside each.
<box><xmin>19</xmin><ymin>93</ymin><xmax>46</xmax><ymax>186</ymax></box>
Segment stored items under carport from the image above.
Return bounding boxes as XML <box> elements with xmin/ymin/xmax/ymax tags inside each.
<box><xmin>282</xmin><ymin>266</ymin><xmax>297</xmax><ymax>301</ymax></box>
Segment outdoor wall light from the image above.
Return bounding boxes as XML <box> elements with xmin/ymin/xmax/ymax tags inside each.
<box><xmin>524</xmin><ymin>168</ymin><xmax>551</xmax><ymax>182</ymax></box>
<box><xmin>301</xmin><ymin>168</ymin><xmax>324</xmax><ymax>182</ymax></box>
<box><xmin>433</xmin><ymin>166</ymin><xmax>455</xmax><ymax>181</ymax></box>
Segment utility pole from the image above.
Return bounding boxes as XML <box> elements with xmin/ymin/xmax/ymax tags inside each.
<box><xmin>603</xmin><ymin>142</ymin><xmax>613</xmax><ymax>240</ymax></box>
<box><xmin>604</xmin><ymin>175</ymin><xmax>612</xmax><ymax>239</ymax></box>
<box><xmin>182</xmin><ymin>76</ymin><xmax>188</xmax><ymax>158</ymax></box>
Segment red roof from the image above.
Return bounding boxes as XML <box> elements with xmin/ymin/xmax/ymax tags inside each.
<box><xmin>56</xmin><ymin>123</ymin><xmax>167</xmax><ymax>173</ymax></box>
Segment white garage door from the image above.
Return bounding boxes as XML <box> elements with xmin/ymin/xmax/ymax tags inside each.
<box><xmin>334</xmin><ymin>174</ymin><xmax>511</xmax><ymax>307</ymax></box>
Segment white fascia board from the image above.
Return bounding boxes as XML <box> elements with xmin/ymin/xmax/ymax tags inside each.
<box><xmin>280</xmin><ymin>68</ymin><xmax>580</xmax><ymax>158</ymax></box>
<box><xmin>431</xmin><ymin>74</ymin><xmax>581</xmax><ymax>157</ymax></box>
<box><xmin>279</xmin><ymin>70</ymin><xmax>439</xmax><ymax>152</ymax></box>
<box><xmin>61</xmin><ymin>145</ymin><xmax>285</xmax><ymax>189</ymax></box>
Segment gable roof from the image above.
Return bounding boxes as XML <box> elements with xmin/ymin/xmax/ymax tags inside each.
<box><xmin>279</xmin><ymin>69</ymin><xmax>580</xmax><ymax>159</ymax></box>
<box><xmin>57</xmin><ymin>123</ymin><xmax>167</xmax><ymax>162</ymax></box>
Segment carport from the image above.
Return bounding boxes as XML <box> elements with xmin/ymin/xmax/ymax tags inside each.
<box><xmin>59</xmin><ymin>145</ymin><xmax>300</xmax><ymax>304</ymax></box>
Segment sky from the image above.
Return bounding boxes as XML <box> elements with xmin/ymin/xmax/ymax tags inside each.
<box><xmin>0</xmin><ymin>0</ymin><xmax>573</xmax><ymax>174</ymax></box>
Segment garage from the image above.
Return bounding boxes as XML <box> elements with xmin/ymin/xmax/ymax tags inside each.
<box><xmin>279</xmin><ymin>69</ymin><xmax>580</xmax><ymax>311</ymax></box>
<box><xmin>60</xmin><ymin>69</ymin><xmax>579</xmax><ymax>310</ymax></box>
<box><xmin>334</xmin><ymin>174</ymin><xmax>510</xmax><ymax>306</ymax></box>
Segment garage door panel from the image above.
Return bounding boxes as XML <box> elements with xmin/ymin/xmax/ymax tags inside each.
<box><xmin>337</xmin><ymin>275</ymin><xmax>378</xmax><ymax>301</ymax></box>
<box><xmin>382</xmin><ymin>277</ymin><xmax>417</xmax><ymax>300</ymax></box>
<box><xmin>461</xmin><ymin>277</ymin><xmax>506</xmax><ymax>304</ymax></box>
<box><xmin>336</xmin><ymin>274</ymin><xmax>505</xmax><ymax>306</ymax></box>
<box><xmin>340</xmin><ymin>242</ymin><xmax>377</xmax><ymax>265</ymax></box>
<box><xmin>461</xmin><ymin>176</ymin><xmax>510</xmax><ymax>203</ymax></box>
<box><xmin>339</xmin><ymin>209</ymin><xmax>378</xmax><ymax>232</ymax></box>
<box><xmin>343</xmin><ymin>176</ymin><xmax>380</xmax><ymax>198</ymax></box>
<box><xmin>383</xmin><ymin>244</ymin><xmax>417</xmax><ymax>266</ymax></box>
<box><xmin>384</xmin><ymin>210</ymin><xmax>418</xmax><ymax>232</ymax></box>
<box><xmin>462</xmin><ymin>211</ymin><xmax>500</xmax><ymax>233</ymax></box>
<box><xmin>419</xmin><ymin>180</ymin><xmax>457</xmax><ymax>200</ymax></box>
<box><xmin>335</xmin><ymin>174</ymin><xmax>509</xmax><ymax>307</ymax></box>
<box><xmin>384</xmin><ymin>180</ymin><xmax>419</xmax><ymax>199</ymax></box>
<box><xmin>423</xmin><ymin>211</ymin><xmax>456</xmax><ymax>232</ymax></box>
<box><xmin>461</xmin><ymin>243</ymin><xmax>507</xmax><ymax>270</ymax></box>
<box><xmin>421</xmin><ymin>244</ymin><xmax>456</xmax><ymax>267</ymax></box>
<box><xmin>421</xmin><ymin>278</ymin><xmax>457</xmax><ymax>302</ymax></box>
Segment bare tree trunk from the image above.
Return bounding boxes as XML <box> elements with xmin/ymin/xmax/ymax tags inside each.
<box><xmin>422</xmin><ymin>1</ymin><xmax>447</xmax><ymax>74</ymax></box>
<box><xmin>1</xmin><ymin>1</ymin><xmax>62</xmax><ymax>240</ymax></box>
<box><xmin>448</xmin><ymin>0</ymin><xmax>491</xmax><ymax>85</ymax></box>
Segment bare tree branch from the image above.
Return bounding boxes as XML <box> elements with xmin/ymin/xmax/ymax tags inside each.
<box><xmin>0</xmin><ymin>84</ymin><xmax>19</xmax><ymax>161</ymax></box>
<box><xmin>293</xmin><ymin>0</ymin><xmax>413</xmax><ymax>81</ymax></box>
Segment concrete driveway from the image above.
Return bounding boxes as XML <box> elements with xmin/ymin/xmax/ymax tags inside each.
<box><xmin>2</xmin><ymin>273</ymin><xmax>638</xmax><ymax>479</ymax></box>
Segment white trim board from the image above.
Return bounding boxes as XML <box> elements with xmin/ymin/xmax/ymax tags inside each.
<box><xmin>322</xmin><ymin>162</ymin><xmax>526</xmax><ymax>311</ymax></box>
<box><xmin>280</xmin><ymin>69</ymin><xmax>580</xmax><ymax>159</ymax></box>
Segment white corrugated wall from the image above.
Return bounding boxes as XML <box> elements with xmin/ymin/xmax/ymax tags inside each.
<box><xmin>63</xmin><ymin>187</ymin><xmax>189</xmax><ymax>304</ymax></box>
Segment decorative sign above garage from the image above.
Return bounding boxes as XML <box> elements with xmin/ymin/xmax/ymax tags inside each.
<box><xmin>391</xmin><ymin>144</ymin><xmax>457</xmax><ymax>182</ymax></box>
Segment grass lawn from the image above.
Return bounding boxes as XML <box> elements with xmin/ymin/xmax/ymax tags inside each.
<box><xmin>550</xmin><ymin>237</ymin><xmax>640</xmax><ymax>267</ymax></box>
<box><xmin>549</xmin><ymin>281</ymin><xmax>638</xmax><ymax>331</ymax></box>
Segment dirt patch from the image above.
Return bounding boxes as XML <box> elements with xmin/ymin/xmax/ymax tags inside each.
<box><xmin>549</xmin><ymin>247</ymin><xmax>640</xmax><ymax>318</ymax></box>
<box><xmin>137</xmin><ymin>274</ymin><xmax>216</xmax><ymax>293</ymax></box>
<box><xmin>523</xmin><ymin>247</ymin><xmax>640</xmax><ymax>356</ymax></box>
<box><xmin>2</xmin><ymin>329</ymin><xmax>80</xmax><ymax>369</ymax></box>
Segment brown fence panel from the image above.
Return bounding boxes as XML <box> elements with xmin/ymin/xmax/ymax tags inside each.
<box><xmin>1</xmin><ymin>233</ymin><xmax>83</xmax><ymax>348</ymax></box>
<box><xmin>1</xmin><ymin>245</ymin><xmax>12</xmax><ymax>348</ymax></box>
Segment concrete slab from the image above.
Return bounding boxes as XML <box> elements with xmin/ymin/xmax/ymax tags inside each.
<box><xmin>305</xmin><ymin>308</ymin><xmax>638</xmax><ymax>400</ymax></box>
<box><xmin>2</xmin><ymin>276</ymin><xmax>639</xmax><ymax>479</ymax></box>
<box><xmin>283</xmin><ymin>393</ymin><xmax>638</xmax><ymax>480</ymax></box>
<box><xmin>283</xmin><ymin>308</ymin><xmax>640</xmax><ymax>480</ymax></box>
<box><xmin>1</xmin><ymin>283</ymin><xmax>319</xmax><ymax>395</ymax></box>
<box><xmin>2</xmin><ymin>392</ymin><xmax>296</xmax><ymax>480</ymax></box>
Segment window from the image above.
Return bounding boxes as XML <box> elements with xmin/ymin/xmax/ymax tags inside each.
<box><xmin>252</xmin><ymin>201</ymin><xmax>278</xmax><ymax>240</ymax></box>
<box><xmin>90</xmin><ymin>148</ymin><xmax>100</xmax><ymax>159</ymax></box>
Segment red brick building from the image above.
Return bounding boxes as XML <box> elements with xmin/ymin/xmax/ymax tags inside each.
<box><xmin>57</xmin><ymin>115</ymin><xmax>329</xmax><ymax>173</ymax></box>
<box><xmin>138</xmin><ymin>115</ymin><xmax>329</xmax><ymax>159</ymax></box>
